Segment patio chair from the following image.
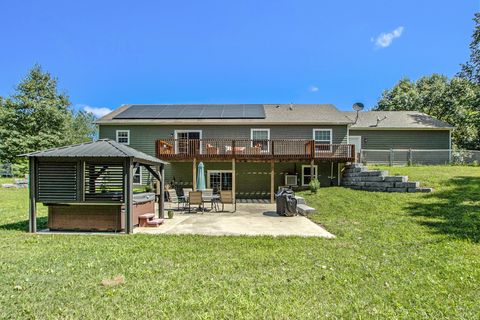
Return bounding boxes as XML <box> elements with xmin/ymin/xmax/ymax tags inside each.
<box><xmin>202</xmin><ymin>188</ymin><xmax>214</xmax><ymax>209</ymax></box>
<box><xmin>182</xmin><ymin>188</ymin><xmax>193</xmax><ymax>200</ymax></box>
<box><xmin>188</xmin><ymin>191</ymin><xmax>205</xmax><ymax>213</ymax></box>
<box><xmin>206</xmin><ymin>143</ymin><xmax>219</xmax><ymax>155</ymax></box>
<box><xmin>166</xmin><ymin>189</ymin><xmax>186</xmax><ymax>210</ymax></box>
<box><xmin>220</xmin><ymin>190</ymin><xmax>236</xmax><ymax>212</ymax></box>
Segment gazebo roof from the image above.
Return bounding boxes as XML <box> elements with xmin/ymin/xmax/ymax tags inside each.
<box><xmin>22</xmin><ymin>139</ymin><xmax>168</xmax><ymax>166</ymax></box>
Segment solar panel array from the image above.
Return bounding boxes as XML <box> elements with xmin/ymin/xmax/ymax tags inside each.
<box><xmin>113</xmin><ymin>104</ymin><xmax>266</xmax><ymax>119</ymax></box>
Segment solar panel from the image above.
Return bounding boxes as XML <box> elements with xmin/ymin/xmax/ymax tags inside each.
<box><xmin>113</xmin><ymin>104</ymin><xmax>266</xmax><ymax>119</ymax></box>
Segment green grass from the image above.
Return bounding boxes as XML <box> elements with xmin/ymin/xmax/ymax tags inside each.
<box><xmin>1</xmin><ymin>166</ymin><xmax>480</xmax><ymax>319</ymax></box>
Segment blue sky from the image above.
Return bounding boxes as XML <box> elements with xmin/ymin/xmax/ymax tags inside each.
<box><xmin>0</xmin><ymin>0</ymin><xmax>478</xmax><ymax>117</ymax></box>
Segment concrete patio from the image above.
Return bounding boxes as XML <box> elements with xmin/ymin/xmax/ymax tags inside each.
<box><xmin>134</xmin><ymin>202</ymin><xmax>335</xmax><ymax>238</ymax></box>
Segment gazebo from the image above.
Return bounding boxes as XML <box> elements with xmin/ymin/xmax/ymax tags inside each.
<box><xmin>23</xmin><ymin>139</ymin><xmax>169</xmax><ymax>234</ymax></box>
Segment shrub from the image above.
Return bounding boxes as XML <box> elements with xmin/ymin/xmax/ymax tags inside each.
<box><xmin>308</xmin><ymin>178</ymin><xmax>320</xmax><ymax>193</ymax></box>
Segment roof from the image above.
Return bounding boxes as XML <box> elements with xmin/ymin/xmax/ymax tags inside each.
<box><xmin>96</xmin><ymin>104</ymin><xmax>354</xmax><ymax>125</ymax></box>
<box><xmin>345</xmin><ymin>111</ymin><xmax>454</xmax><ymax>130</ymax></box>
<box><xmin>22</xmin><ymin>139</ymin><xmax>168</xmax><ymax>166</ymax></box>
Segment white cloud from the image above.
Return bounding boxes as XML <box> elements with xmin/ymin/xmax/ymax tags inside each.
<box><xmin>83</xmin><ymin>105</ymin><xmax>112</xmax><ymax>118</ymax></box>
<box><xmin>372</xmin><ymin>26</ymin><xmax>404</xmax><ymax>48</ymax></box>
<box><xmin>308</xmin><ymin>86</ymin><xmax>319</xmax><ymax>92</ymax></box>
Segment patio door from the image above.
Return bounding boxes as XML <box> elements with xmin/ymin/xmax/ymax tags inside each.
<box><xmin>175</xmin><ymin>130</ymin><xmax>202</xmax><ymax>155</ymax></box>
<box><xmin>207</xmin><ymin>170</ymin><xmax>233</xmax><ymax>193</ymax></box>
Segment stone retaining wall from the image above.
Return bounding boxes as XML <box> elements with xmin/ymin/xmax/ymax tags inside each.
<box><xmin>341</xmin><ymin>164</ymin><xmax>433</xmax><ymax>193</ymax></box>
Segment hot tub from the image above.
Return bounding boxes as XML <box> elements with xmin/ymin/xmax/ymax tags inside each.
<box><xmin>47</xmin><ymin>192</ymin><xmax>157</xmax><ymax>232</ymax></box>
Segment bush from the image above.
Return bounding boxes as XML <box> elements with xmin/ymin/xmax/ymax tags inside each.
<box><xmin>308</xmin><ymin>178</ymin><xmax>320</xmax><ymax>193</ymax></box>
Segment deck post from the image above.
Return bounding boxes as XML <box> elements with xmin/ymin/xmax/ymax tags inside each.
<box><xmin>232</xmin><ymin>159</ymin><xmax>236</xmax><ymax>202</ymax></box>
<box><xmin>270</xmin><ymin>159</ymin><xmax>275</xmax><ymax>203</ymax></box>
<box><xmin>28</xmin><ymin>157</ymin><xmax>37</xmax><ymax>233</ymax></box>
<box><xmin>125</xmin><ymin>158</ymin><xmax>134</xmax><ymax>234</ymax></box>
<box><xmin>338</xmin><ymin>163</ymin><xmax>343</xmax><ymax>186</ymax></box>
<box><xmin>160</xmin><ymin>164</ymin><xmax>165</xmax><ymax>218</ymax></box>
<box><xmin>156</xmin><ymin>164</ymin><xmax>165</xmax><ymax>219</ymax></box>
<box><xmin>310</xmin><ymin>159</ymin><xmax>315</xmax><ymax>183</ymax></box>
<box><xmin>193</xmin><ymin>157</ymin><xmax>197</xmax><ymax>191</ymax></box>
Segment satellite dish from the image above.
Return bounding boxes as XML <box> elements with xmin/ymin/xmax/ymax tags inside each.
<box><xmin>352</xmin><ymin>102</ymin><xmax>364</xmax><ymax>111</ymax></box>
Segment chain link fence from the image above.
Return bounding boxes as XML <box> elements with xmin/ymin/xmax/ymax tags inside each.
<box><xmin>360</xmin><ymin>149</ymin><xmax>480</xmax><ymax>166</ymax></box>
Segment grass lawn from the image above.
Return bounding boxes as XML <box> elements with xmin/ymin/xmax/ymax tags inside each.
<box><xmin>1</xmin><ymin>166</ymin><xmax>480</xmax><ymax>319</ymax></box>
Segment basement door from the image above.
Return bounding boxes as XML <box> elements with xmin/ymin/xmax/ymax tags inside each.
<box><xmin>207</xmin><ymin>170</ymin><xmax>233</xmax><ymax>193</ymax></box>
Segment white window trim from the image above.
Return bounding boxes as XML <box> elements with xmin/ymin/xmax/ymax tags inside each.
<box><xmin>313</xmin><ymin>129</ymin><xmax>332</xmax><ymax>144</ymax></box>
<box><xmin>313</xmin><ymin>128</ymin><xmax>332</xmax><ymax>153</ymax></box>
<box><xmin>116</xmin><ymin>130</ymin><xmax>130</xmax><ymax>145</ymax></box>
<box><xmin>133</xmin><ymin>166</ymin><xmax>142</xmax><ymax>185</ymax></box>
<box><xmin>250</xmin><ymin>128</ymin><xmax>270</xmax><ymax>151</ymax></box>
<box><xmin>174</xmin><ymin>130</ymin><xmax>203</xmax><ymax>154</ymax></box>
<box><xmin>207</xmin><ymin>170</ymin><xmax>233</xmax><ymax>190</ymax></box>
<box><xmin>301</xmin><ymin>165</ymin><xmax>318</xmax><ymax>186</ymax></box>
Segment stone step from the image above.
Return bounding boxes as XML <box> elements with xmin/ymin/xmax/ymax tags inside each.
<box><xmin>297</xmin><ymin>204</ymin><xmax>316</xmax><ymax>215</ymax></box>
<box><xmin>146</xmin><ymin>218</ymin><xmax>165</xmax><ymax>227</ymax></box>
<box><xmin>384</xmin><ymin>176</ymin><xmax>408</xmax><ymax>182</ymax></box>
<box><xmin>138</xmin><ymin>213</ymin><xmax>155</xmax><ymax>220</ymax></box>
<box><xmin>294</xmin><ymin>196</ymin><xmax>306</xmax><ymax>205</ymax></box>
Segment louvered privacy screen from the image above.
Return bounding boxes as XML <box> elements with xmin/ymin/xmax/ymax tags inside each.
<box><xmin>84</xmin><ymin>163</ymin><xmax>124</xmax><ymax>202</ymax></box>
<box><xmin>37</xmin><ymin>162</ymin><xmax>77</xmax><ymax>202</ymax></box>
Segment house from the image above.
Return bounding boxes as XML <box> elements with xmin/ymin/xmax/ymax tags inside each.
<box><xmin>96</xmin><ymin>104</ymin><xmax>453</xmax><ymax>200</ymax></box>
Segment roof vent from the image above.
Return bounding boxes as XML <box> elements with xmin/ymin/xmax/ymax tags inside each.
<box><xmin>289</xmin><ymin>103</ymin><xmax>293</xmax><ymax>111</ymax></box>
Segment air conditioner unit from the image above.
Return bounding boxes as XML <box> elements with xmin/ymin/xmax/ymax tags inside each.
<box><xmin>284</xmin><ymin>174</ymin><xmax>298</xmax><ymax>186</ymax></box>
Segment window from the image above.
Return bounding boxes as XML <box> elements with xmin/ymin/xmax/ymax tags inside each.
<box><xmin>116</xmin><ymin>130</ymin><xmax>130</xmax><ymax>145</ymax></box>
<box><xmin>133</xmin><ymin>166</ymin><xmax>142</xmax><ymax>185</ymax></box>
<box><xmin>313</xmin><ymin>129</ymin><xmax>332</xmax><ymax>144</ymax></box>
<box><xmin>251</xmin><ymin>128</ymin><xmax>270</xmax><ymax>151</ymax></box>
<box><xmin>301</xmin><ymin>165</ymin><xmax>318</xmax><ymax>186</ymax></box>
<box><xmin>207</xmin><ymin>170</ymin><xmax>233</xmax><ymax>192</ymax></box>
<box><xmin>313</xmin><ymin>129</ymin><xmax>332</xmax><ymax>153</ymax></box>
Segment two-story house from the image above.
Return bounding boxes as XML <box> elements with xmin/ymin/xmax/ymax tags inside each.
<box><xmin>97</xmin><ymin>103</ymin><xmax>453</xmax><ymax>201</ymax></box>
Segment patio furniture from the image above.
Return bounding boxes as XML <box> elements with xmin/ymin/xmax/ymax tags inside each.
<box><xmin>166</xmin><ymin>189</ymin><xmax>186</xmax><ymax>210</ymax></box>
<box><xmin>138</xmin><ymin>213</ymin><xmax>164</xmax><ymax>227</ymax></box>
<box><xmin>220</xmin><ymin>190</ymin><xmax>236</xmax><ymax>212</ymax></box>
<box><xmin>182</xmin><ymin>188</ymin><xmax>193</xmax><ymax>200</ymax></box>
<box><xmin>206</xmin><ymin>144</ymin><xmax>219</xmax><ymax>155</ymax></box>
<box><xmin>201</xmin><ymin>188</ymin><xmax>215</xmax><ymax>209</ymax></box>
<box><xmin>225</xmin><ymin>146</ymin><xmax>246</xmax><ymax>154</ymax></box>
<box><xmin>188</xmin><ymin>191</ymin><xmax>205</xmax><ymax>213</ymax></box>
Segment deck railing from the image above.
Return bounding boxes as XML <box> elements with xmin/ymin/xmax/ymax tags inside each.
<box><xmin>156</xmin><ymin>139</ymin><xmax>355</xmax><ymax>161</ymax></box>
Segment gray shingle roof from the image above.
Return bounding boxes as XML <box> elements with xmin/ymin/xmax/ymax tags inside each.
<box><xmin>96</xmin><ymin>104</ymin><xmax>353</xmax><ymax>125</ymax></box>
<box><xmin>22</xmin><ymin>139</ymin><xmax>168</xmax><ymax>165</ymax></box>
<box><xmin>345</xmin><ymin>111</ymin><xmax>454</xmax><ymax>129</ymax></box>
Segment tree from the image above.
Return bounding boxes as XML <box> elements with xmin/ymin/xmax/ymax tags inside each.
<box><xmin>0</xmin><ymin>65</ymin><xmax>96</xmax><ymax>166</ymax></box>
<box><xmin>458</xmin><ymin>13</ymin><xmax>480</xmax><ymax>84</ymax></box>
<box><xmin>375</xmin><ymin>74</ymin><xmax>480</xmax><ymax>149</ymax></box>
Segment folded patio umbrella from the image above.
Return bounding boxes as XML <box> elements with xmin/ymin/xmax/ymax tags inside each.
<box><xmin>196</xmin><ymin>162</ymin><xmax>206</xmax><ymax>190</ymax></box>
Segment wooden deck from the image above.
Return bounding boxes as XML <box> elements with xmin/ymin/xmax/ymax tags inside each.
<box><xmin>156</xmin><ymin>139</ymin><xmax>355</xmax><ymax>162</ymax></box>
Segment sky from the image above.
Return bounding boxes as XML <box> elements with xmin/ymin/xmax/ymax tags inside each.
<box><xmin>0</xmin><ymin>0</ymin><xmax>478</xmax><ymax>117</ymax></box>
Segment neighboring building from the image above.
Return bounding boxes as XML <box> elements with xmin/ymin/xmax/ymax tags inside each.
<box><xmin>96</xmin><ymin>104</ymin><xmax>453</xmax><ymax>200</ymax></box>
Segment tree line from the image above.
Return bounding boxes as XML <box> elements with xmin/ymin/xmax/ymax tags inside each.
<box><xmin>375</xmin><ymin>13</ymin><xmax>480</xmax><ymax>150</ymax></box>
<box><xmin>0</xmin><ymin>65</ymin><xmax>96</xmax><ymax>172</ymax></box>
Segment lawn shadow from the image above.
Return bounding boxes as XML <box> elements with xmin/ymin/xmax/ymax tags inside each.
<box><xmin>0</xmin><ymin>216</ymin><xmax>47</xmax><ymax>232</ymax></box>
<box><xmin>406</xmin><ymin>176</ymin><xmax>480</xmax><ymax>242</ymax></box>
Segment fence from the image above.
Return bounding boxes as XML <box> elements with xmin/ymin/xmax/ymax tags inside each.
<box><xmin>360</xmin><ymin>149</ymin><xmax>480</xmax><ymax>166</ymax></box>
